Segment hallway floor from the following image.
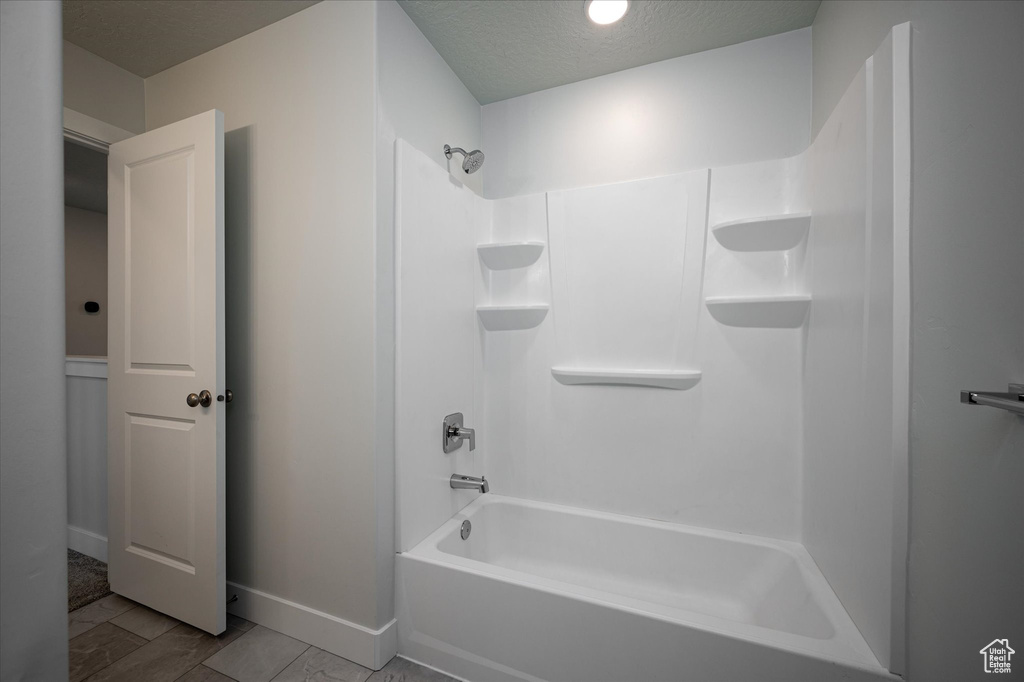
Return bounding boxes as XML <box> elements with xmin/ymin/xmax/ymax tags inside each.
<box><xmin>67</xmin><ymin>550</ymin><xmax>112</xmax><ymax>612</ymax></box>
<box><xmin>68</xmin><ymin>594</ymin><xmax>457</xmax><ymax>682</ymax></box>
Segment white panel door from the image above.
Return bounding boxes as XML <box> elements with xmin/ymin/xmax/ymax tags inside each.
<box><xmin>107</xmin><ymin>109</ymin><xmax>225</xmax><ymax>635</ymax></box>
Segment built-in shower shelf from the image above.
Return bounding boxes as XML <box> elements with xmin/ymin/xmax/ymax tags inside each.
<box><xmin>551</xmin><ymin>367</ymin><xmax>702</xmax><ymax>390</ymax></box>
<box><xmin>711</xmin><ymin>212</ymin><xmax>811</xmax><ymax>251</ymax></box>
<box><xmin>705</xmin><ymin>295</ymin><xmax>811</xmax><ymax>328</ymax></box>
<box><xmin>477</xmin><ymin>305</ymin><xmax>549</xmax><ymax>331</ymax></box>
<box><xmin>477</xmin><ymin>241</ymin><xmax>545</xmax><ymax>269</ymax></box>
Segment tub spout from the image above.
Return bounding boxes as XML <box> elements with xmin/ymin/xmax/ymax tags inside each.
<box><xmin>451</xmin><ymin>474</ymin><xmax>488</xmax><ymax>493</ymax></box>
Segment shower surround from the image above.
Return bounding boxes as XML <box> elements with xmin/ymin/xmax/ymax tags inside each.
<box><xmin>393</xmin><ymin>24</ymin><xmax>909</xmax><ymax>682</ymax></box>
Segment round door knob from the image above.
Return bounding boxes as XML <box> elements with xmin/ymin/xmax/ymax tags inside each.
<box><xmin>186</xmin><ymin>393</ymin><xmax>200</xmax><ymax>407</ymax></box>
<box><xmin>198</xmin><ymin>390</ymin><xmax>213</xmax><ymax>408</ymax></box>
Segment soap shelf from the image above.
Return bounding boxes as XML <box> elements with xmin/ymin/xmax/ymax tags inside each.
<box><xmin>551</xmin><ymin>367</ymin><xmax>701</xmax><ymax>390</ymax></box>
<box><xmin>477</xmin><ymin>305</ymin><xmax>549</xmax><ymax>331</ymax></box>
<box><xmin>705</xmin><ymin>295</ymin><xmax>811</xmax><ymax>328</ymax></box>
<box><xmin>711</xmin><ymin>212</ymin><xmax>810</xmax><ymax>251</ymax></box>
<box><xmin>477</xmin><ymin>241</ymin><xmax>545</xmax><ymax>270</ymax></box>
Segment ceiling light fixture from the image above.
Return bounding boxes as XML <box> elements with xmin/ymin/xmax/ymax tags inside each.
<box><xmin>584</xmin><ymin>0</ymin><xmax>628</xmax><ymax>25</ymax></box>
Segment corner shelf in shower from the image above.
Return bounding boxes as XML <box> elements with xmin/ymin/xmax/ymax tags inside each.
<box><xmin>705</xmin><ymin>295</ymin><xmax>811</xmax><ymax>328</ymax></box>
<box><xmin>711</xmin><ymin>212</ymin><xmax>811</xmax><ymax>251</ymax></box>
<box><xmin>551</xmin><ymin>367</ymin><xmax>702</xmax><ymax>390</ymax></box>
<box><xmin>477</xmin><ymin>241</ymin><xmax>545</xmax><ymax>270</ymax></box>
<box><xmin>477</xmin><ymin>305</ymin><xmax>549</xmax><ymax>331</ymax></box>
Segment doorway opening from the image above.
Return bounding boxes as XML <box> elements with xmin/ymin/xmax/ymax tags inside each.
<box><xmin>63</xmin><ymin>131</ymin><xmax>112</xmax><ymax>612</ymax></box>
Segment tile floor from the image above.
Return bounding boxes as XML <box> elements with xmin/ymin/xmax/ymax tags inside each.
<box><xmin>68</xmin><ymin>594</ymin><xmax>459</xmax><ymax>682</ymax></box>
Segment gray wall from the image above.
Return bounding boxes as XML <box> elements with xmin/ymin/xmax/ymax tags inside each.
<box><xmin>65</xmin><ymin>206</ymin><xmax>108</xmax><ymax>357</ymax></box>
<box><xmin>813</xmin><ymin>3</ymin><xmax>1024</xmax><ymax>680</ymax></box>
<box><xmin>63</xmin><ymin>40</ymin><xmax>145</xmax><ymax>133</ymax></box>
<box><xmin>0</xmin><ymin>1</ymin><xmax>69</xmax><ymax>680</ymax></box>
<box><xmin>144</xmin><ymin>1</ymin><xmax>383</xmax><ymax>635</ymax></box>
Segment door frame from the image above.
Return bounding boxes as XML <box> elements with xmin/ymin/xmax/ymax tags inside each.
<box><xmin>62</xmin><ymin>108</ymin><xmax>133</xmax><ymax>564</ymax></box>
<box><xmin>63</xmin><ymin>107</ymin><xmax>134</xmax><ymax>152</ymax></box>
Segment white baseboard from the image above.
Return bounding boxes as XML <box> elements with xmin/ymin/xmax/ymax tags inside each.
<box><xmin>226</xmin><ymin>581</ymin><xmax>397</xmax><ymax>671</ymax></box>
<box><xmin>68</xmin><ymin>525</ymin><xmax>108</xmax><ymax>563</ymax></box>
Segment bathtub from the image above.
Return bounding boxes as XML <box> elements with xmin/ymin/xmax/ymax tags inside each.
<box><xmin>397</xmin><ymin>495</ymin><xmax>895</xmax><ymax>682</ymax></box>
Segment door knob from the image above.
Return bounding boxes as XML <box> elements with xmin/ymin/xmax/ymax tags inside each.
<box><xmin>218</xmin><ymin>389</ymin><xmax>233</xmax><ymax>403</ymax></box>
<box><xmin>187</xmin><ymin>390</ymin><xmax>214</xmax><ymax>408</ymax></box>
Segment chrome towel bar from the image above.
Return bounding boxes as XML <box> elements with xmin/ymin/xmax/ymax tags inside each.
<box><xmin>960</xmin><ymin>383</ymin><xmax>1024</xmax><ymax>416</ymax></box>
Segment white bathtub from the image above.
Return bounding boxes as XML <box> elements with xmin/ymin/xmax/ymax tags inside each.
<box><xmin>397</xmin><ymin>495</ymin><xmax>895</xmax><ymax>682</ymax></box>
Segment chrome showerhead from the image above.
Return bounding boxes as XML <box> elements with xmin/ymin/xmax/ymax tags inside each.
<box><xmin>444</xmin><ymin>144</ymin><xmax>485</xmax><ymax>174</ymax></box>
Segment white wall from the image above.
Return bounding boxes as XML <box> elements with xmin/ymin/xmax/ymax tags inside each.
<box><xmin>812</xmin><ymin>3</ymin><xmax>1024</xmax><ymax>681</ymax></box>
<box><xmin>376</xmin><ymin>0</ymin><xmax>482</xmax><ymax>195</ymax></box>
<box><xmin>145</xmin><ymin>1</ymin><xmax>390</xmax><ymax>663</ymax></box>
<box><xmin>63</xmin><ymin>40</ymin><xmax>145</xmax><ymax>133</ymax></box>
<box><xmin>66</xmin><ymin>359</ymin><xmax>108</xmax><ymax>562</ymax></box>
<box><xmin>64</xmin><ymin>206</ymin><xmax>107</xmax><ymax>356</ymax></box>
<box><xmin>481</xmin><ymin>28</ymin><xmax>811</xmax><ymax>198</ymax></box>
<box><xmin>374</xmin><ymin>0</ymin><xmax>483</xmax><ymax>616</ymax></box>
<box><xmin>0</xmin><ymin>1</ymin><xmax>69</xmax><ymax>679</ymax></box>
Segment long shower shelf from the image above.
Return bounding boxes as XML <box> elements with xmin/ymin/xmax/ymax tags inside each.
<box><xmin>711</xmin><ymin>212</ymin><xmax>811</xmax><ymax>251</ymax></box>
<box><xmin>477</xmin><ymin>305</ymin><xmax>549</xmax><ymax>331</ymax></box>
<box><xmin>705</xmin><ymin>295</ymin><xmax>811</xmax><ymax>328</ymax></box>
<box><xmin>551</xmin><ymin>367</ymin><xmax>702</xmax><ymax>390</ymax></box>
<box><xmin>477</xmin><ymin>241</ymin><xmax>545</xmax><ymax>269</ymax></box>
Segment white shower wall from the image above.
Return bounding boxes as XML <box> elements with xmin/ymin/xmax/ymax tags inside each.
<box><xmin>481</xmin><ymin>159</ymin><xmax>810</xmax><ymax>541</ymax></box>
<box><xmin>803</xmin><ymin>26</ymin><xmax>910</xmax><ymax>672</ymax></box>
<box><xmin>395</xmin><ymin>141</ymin><xmax>488</xmax><ymax>552</ymax></box>
<box><xmin>395</xmin><ymin>137</ymin><xmax>812</xmax><ymax>547</ymax></box>
<box><xmin>395</xmin><ymin>17</ymin><xmax>912</xmax><ymax>677</ymax></box>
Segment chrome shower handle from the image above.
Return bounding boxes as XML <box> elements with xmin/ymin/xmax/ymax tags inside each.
<box><xmin>449</xmin><ymin>425</ymin><xmax>475</xmax><ymax>451</ymax></box>
<box><xmin>442</xmin><ymin>413</ymin><xmax>476</xmax><ymax>452</ymax></box>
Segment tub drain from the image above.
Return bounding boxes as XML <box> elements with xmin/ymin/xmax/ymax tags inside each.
<box><xmin>460</xmin><ymin>520</ymin><xmax>472</xmax><ymax>540</ymax></box>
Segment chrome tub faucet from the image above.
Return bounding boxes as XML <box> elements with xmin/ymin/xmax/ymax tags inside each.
<box><xmin>450</xmin><ymin>474</ymin><xmax>489</xmax><ymax>493</ymax></box>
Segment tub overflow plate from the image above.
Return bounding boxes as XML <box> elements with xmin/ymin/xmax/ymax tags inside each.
<box><xmin>460</xmin><ymin>520</ymin><xmax>472</xmax><ymax>540</ymax></box>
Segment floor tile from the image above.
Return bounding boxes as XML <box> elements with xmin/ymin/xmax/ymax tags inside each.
<box><xmin>203</xmin><ymin>625</ymin><xmax>309</xmax><ymax>682</ymax></box>
<box><xmin>110</xmin><ymin>605</ymin><xmax>179</xmax><ymax>640</ymax></box>
<box><xmin>229</xmin><ymin>613</ymin><xmax>257</xmax><ymax>633</ymax></box>
<box><xmin>69</xmin><ymin>622</ymin><xmax>147</xmax><ymax>682</ymax></box>
<box><xmin>68</xmin><ymin>594</ymin><xmax>138</xmax><ymax>639</ymax></box>
<box><xmin>271</xmin><ymin>646</ymin><xmax>373</xmax><ymax>682</ymax></box>
<box><xmin>366</xmin><ymin>657</ymin><xmax>459</xmax><ymax>682</ymax></box>
<box><xmin>175</xmin><ymin>665</ymin><xmax>236</xmax><ymax>682</ymax></box>
<box><xmin>83</xmin><ymin>620</ymin><xmax>249</xmax><ymax>682</ymax></box>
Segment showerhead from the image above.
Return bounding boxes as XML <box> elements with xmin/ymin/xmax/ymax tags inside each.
<box><xmin>444</xmin><ymin>144</ymin><xmax>485</xmax><ymax>174</ymax></box>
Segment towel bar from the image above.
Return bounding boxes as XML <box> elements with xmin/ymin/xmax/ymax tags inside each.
<box><xmin>960</xmin><ymin>383</ymin><xmax>1024</xmax><ymax>416</ymax></box>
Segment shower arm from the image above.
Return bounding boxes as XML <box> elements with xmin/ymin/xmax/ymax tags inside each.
<box><xmin>444</xmin><ymin>145</ymin><xmax>467</xmax><ymax>159</ymax></box>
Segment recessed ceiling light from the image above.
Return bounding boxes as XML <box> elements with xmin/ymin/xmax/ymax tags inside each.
<box><xmin>585</xmin><ymin>0</ymin><xmax>628</xmax><ymax>25</ymax></box>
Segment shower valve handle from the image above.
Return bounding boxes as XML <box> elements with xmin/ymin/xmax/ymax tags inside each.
<box><xmin>442</xmin><ymin>413</ymin><xmax>476</xmax><ymax>453</ymax></box>
<box><xmin>449</xmin><ymin>425</ymin><xmax>476</xmax><ymax>451</ymax></box>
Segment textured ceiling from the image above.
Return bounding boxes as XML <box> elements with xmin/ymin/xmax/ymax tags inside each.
<box><xmin>63</xmin><ymin>0</ymin><xmax>320</xmax><ymax>78</ymax></box>
<box><xmin>65</xmin><ymin>140</ymin><xmax>107</xmax><ymax>214</ymax></box>
<box><xmin>398</xmin><ymin>0</ymin><xmax>821</xmax><ymax>104</ymax></box>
